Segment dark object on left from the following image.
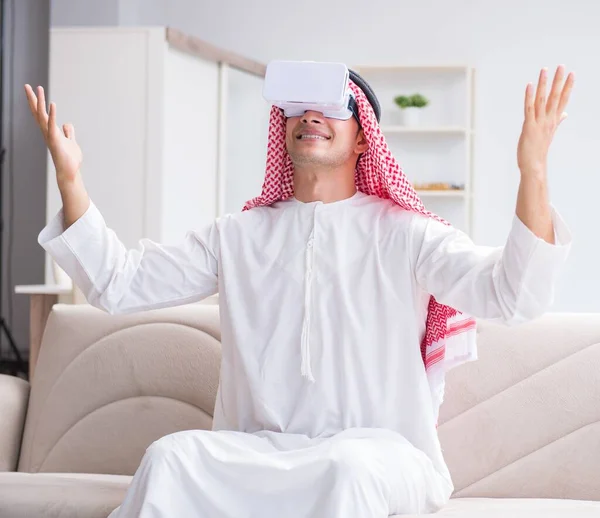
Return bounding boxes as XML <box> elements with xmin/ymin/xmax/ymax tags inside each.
<box><xmin>0</xmin><ymin>0</ymin><xmax>28</xmax><ymax>379</ymax></box>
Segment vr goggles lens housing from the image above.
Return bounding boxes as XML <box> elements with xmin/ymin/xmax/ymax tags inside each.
<box><xmin>263</xmin><ymin>61</ymin><xmax>361</xmax><ymax>124</ymax></box>
<box><xmin>282</xmin><ymin>93</ymin><xmax>359</xmax><ymax>122</ymax></box>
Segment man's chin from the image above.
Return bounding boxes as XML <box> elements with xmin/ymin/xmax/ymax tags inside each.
<box><xmin>288</xmin><ymin>143</ymin><xmax>330</xmax><ymax>156</ymax></box>
<box><xmin>289</xmin><ymin>150</ymin><xmax>330</xmax><ymax>166</ymax></box>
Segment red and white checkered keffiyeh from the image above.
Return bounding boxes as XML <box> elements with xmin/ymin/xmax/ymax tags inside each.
<box><xmin>244</xmin><ymin>80</ymin><xmax>477</xmax><ymax>412</ymax></box>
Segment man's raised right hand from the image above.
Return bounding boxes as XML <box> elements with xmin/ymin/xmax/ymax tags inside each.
<box><xmin>24</xmin><ymin>85</ymin><xmax>83</xmax><ymax>188</ymax></box>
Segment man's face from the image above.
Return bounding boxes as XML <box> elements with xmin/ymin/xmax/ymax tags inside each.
<box><xmin>285</xmin><ymin>111</ymin><xmax>367</xmax><ymax>168</ymax></box>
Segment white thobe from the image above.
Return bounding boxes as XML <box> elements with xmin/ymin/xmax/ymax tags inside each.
<box><xmin>39</xmin><ymin>191</ymin><xmax>571</xmax><ymax>517</ymax></box>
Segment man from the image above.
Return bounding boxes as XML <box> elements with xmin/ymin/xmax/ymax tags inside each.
<box><xmin>24</xmin><ymin>63</ymin><xmax>573</xmax><ymax>517</ymax></box>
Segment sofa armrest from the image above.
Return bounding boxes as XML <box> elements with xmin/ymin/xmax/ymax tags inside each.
<box><xmin>0</xmin><ymin>374</ymin><xmax>30</xmax><ymax>471</ymax></box>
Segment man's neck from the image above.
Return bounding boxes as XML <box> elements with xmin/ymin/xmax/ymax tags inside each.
<box><xmin>293</xmin><ymin>165</ymin><xmax>357</xmax><ymax>204</ymax></box>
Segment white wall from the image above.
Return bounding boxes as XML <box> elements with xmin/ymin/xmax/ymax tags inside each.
<box><xmin>51</xmin><ymin>0</ymin><xmax>164</xmax><ymax>27</ymax></box>
<box><xmin>52</xmin><ymin>0</ymin><xmax>600</xmax><ymax>312</ymax></box>
<box><xmin>51</xmin><ymin>0</ymin><xmax>120</xmax><ymax>26</ymax></box>
<box><xmin>118</xmin><ymin>0</ymin><xmax>164</xmax><ymax>25</ymax></box>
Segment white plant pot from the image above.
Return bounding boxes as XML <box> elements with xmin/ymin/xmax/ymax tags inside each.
<box><xmin>399</xmin><ymin>107</ymin><xmax>421</xmax><ymax>126</ymax></box>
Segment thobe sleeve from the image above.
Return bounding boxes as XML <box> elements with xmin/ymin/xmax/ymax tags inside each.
<box><xmin>38</xmin><ymin>200</ymin><xmax>219</xmax><ymax>315</ymax></box>
<box><xmin>410</xmin><ymin>208</ymin><xmax>571</xmax><ymax>325</ymax></box>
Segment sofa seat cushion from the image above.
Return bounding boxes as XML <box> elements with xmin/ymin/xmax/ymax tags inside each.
<box><xmin>402</xmin><ymin>497</ymin><xmax>600</xmax><ymax>517</ymax></box>
<box><xmin>0</xmin><ymin>472</ymin><xmax>130</xmax><ymax>518</ymax></box>
<box><xmin>1</xmin><ymin>474</ymin><xmax>598</xmax><ymax>518</ymax></box>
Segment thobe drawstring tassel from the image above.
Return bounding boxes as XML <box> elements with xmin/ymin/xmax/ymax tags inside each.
<box><xmin>301</xmin><ymin>234</ymin><xmax>316</xmax><ymax>382</ymax></box>
<box><xmin>300</xmin><ymin>316</ymin><xmax>314</xmax><ymax>382</ymax></box>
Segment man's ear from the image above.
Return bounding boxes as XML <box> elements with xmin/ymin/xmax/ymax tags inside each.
<box><xmin>355</xmin><ymin>129</ymin><xmax>369</xmax><ymax>154</ymax></box>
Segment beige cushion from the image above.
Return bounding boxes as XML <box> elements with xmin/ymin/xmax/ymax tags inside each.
<box><xmin>404</xmin><ymin>498</ymin><xmax>600</xmax><ymax>517</ymax></box>
<box><xmin>438</xmin><ymin>314</ymin><xmax>600</xmax><ymax>500</ymax></box>
<box><xmin>18</xmin><ymin>304</ymin><xmax>221</xmax><ymax>475</ymax></box>
<box><xmin>0</xmin><ymin>472</ymin><xmax>130</xmax><ymax>518</ymax></box>
<box><xmin>0</xmin><ymin>374</ymin><xmax>30</xmax><ymax>471</ymax></box>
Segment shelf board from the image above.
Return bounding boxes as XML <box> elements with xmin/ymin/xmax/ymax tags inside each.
<box><xmin>15</xmin><ymin>284</ymin><xmax>72</xmax><ymax>295</ymax></box>
<box><xmin>382</xmin><ymin>126</ymin><xmax>469</xmax><ymax>135</ymax></box>
<box><xmin>415</xmin><ymin>190</ymin><xmax>467</xmax><ymax>197</ymax></box>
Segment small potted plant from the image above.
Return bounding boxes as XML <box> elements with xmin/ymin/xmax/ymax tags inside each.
<box><xmin>394</xmin><ymin>93</ymin><xmax>429</xmax><ymax>126</ymax></box>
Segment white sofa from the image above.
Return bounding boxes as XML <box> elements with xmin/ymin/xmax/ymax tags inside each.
<box><xmin>0</xmin><ymin>304</ymin><xmax>599</xmax><ymax>517</ymax></box>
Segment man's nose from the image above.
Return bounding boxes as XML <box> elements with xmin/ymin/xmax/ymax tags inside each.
<box><xmin>301</xmin><ymin>111</ymin><xmax>325</xmax><ymax>124</ymax></box>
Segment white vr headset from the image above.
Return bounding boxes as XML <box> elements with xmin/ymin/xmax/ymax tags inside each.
<box><xmin>262</xmin><ymin>61</ymin><xmax>359</xmax><ymax>121</ymax></box>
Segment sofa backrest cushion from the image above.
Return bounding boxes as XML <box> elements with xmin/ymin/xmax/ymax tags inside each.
<box><xmin>18</xmin><ymin>304</ymin><xmax>221</xmax><ymax>475</ymax></box>
<box><xmin>438</xmin><ymin>314</ymin><xmax>600</xmax><ymax>501</ymax></box>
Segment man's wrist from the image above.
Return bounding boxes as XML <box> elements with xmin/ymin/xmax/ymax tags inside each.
<box><xmin>58</xmin><ymin>172</ymin><xmax>84</xmax><ymax>196</ymax></box>
<box><xmin>519</xmin><ymin>165</ymin><xmax>547</xmax><ymax>182</ymax></box>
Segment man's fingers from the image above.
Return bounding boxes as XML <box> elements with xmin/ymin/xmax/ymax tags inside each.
<box><xmin>534</xmin><ymin>68</ymin><xmax>547</xmax><ymax>119</ymax></box>
<box><xmin>48</xmin><ymin>102</ymin><xmax>58</xmax><ymax>139</ymax></box>
<box><xmin>36</xmin><ymin>86</ymin><xmax>49</xmax><ymax>136</ymax></box>
<box><xmin>36</xmin><ymin>86</ymin><xmax>48</xmax><ymax>120</ymax></box>
<box><xmin>63</xmin><ymin>123</ymin><xmax>75</xmax><ymax>140</ymax></box>
<box><xmin>24</xmin><ymin>84</ymin><xmax>39</xmax><ymax>119</ymax></box>
<box><xmin>524</xmin><ymin>82</ymin><xmax>534</xmax><ymax>121</ymax></box>
<box><xmin>546</xmin><ymin>65</ymin><xmax>565</xmax><ymax>115</ymax></box>
<box><xmin>557</xmin><ymin>72</ymin><xmax>575</xmax><ymax>119</ymax></box>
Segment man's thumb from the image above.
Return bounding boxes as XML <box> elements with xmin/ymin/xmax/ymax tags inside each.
<box><xmin>63</xmin><ymin>123</ymin><xmax>75</xmax><ymax>140</ymax></box>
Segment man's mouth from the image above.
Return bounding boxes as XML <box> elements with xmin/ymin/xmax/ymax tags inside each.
<box><xmin>296</xmin><ymin>132</ymin><xmax>331</xmax><ymax>141</ymax></box>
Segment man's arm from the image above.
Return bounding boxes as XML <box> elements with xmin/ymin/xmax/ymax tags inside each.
<box><xmin>410</xmin><ymin>210</ymin><xmax>571</xmax><ymax>325</ymax></box>
<box><xmin>410</xmin><ymin>66</ymin><xmax>575</xmax><ymax>325</ymax></box>
<box><xmin>39</xmin><ymin>202</ymin><xmax>219</xmax><ymax>315</ymax></box>
<box><xmin>515</xmin><ymin>65</ymin><xmax>574</xmax><ymax>243</ymax></box>
<box><xmin>26</xmin><ymin>85</ymin><xmax>219</xmax><ymax>314</ymax></box>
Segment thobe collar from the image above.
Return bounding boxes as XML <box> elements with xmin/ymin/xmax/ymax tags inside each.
<box><xmin>289</xmin><ymin>190</ymin><xmax>367</xmax><ymax>209</ymax></box>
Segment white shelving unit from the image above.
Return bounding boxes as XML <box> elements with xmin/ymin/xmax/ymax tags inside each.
<box><xmin>353</xmin><ymin>65</ymin><xmax>475</xmax><ymax>234</ymax></box>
